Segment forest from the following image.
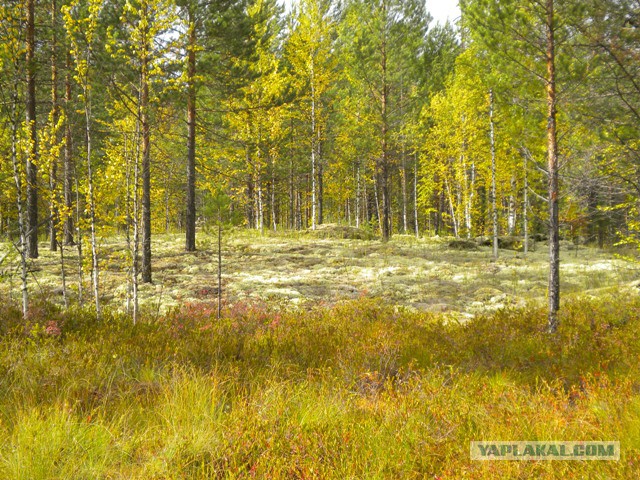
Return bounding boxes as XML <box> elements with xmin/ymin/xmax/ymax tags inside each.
<box><xmin>1</xmin><ymin>0</ymin><xmax>640</xmax><ymax>478</ymax></box>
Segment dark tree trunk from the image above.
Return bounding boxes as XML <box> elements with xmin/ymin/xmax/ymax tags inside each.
<box><xmin>26</xmin><ymin>0</ymin><xmax>39</xmax><ymax>259</ymax></box>
<box><xmin>379</xmin><ymin>2</ymin><xmax>391</xmax><ymax>241</ymax></box>
<box><xmin>289</xmin><ymin>156</ymin><xmax>294</xmax><ymax>229</ymax></box>
<box><xmin>49</xmin><ymin>0</ymin><xmax>59</xmax><ymax>252</ymax></box>
<box><xmin>246</xmin><ymin>169</ymin><xmax>254</xmax><ymax>229</ymax></box>
<box><xmin>141</xmin><ymin>37</ymin><xmax>152</xmax><ymax>283</ymax></box>
<box><xmin>185</xmin><ymin>12</ymin><xmax>197</xmax><ymax>252</ymax></box>
<box><xmin>546</xmin><ymin>0</ymin><xmax>560</xmax><ymax>332</ymax></box>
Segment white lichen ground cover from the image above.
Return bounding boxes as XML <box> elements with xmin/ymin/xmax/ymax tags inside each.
<box><xmin>1</xmin><ymin>229</ymin><xmax>638</xmax><ymax>318</ymax></box>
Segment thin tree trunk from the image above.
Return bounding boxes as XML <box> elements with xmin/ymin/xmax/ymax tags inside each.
<box><xmin>363</xmin><ymin>168</ymin><xmax>368</xmax><ymax>223</ymax></box>
<box><xmin>445</xmin><ymin>178</ymin><xmax>458</xmax><ymax>237</ymax></box>
<box><xmin>546</xmin><ymin>0</ymin><xmax>560</xmax><ymax>332</ymax></box>
<box><xmin>133</xmin><ymin>118</ymin><xmax>141</xmax><ymax>324</ymax></box>
<box><xmin>271</xmin><ymin>159</ymin><xmax>277</xmax><ymax>232</ymax></box>
<box><xmin>414</xmin><ymin>158</ymin><xmax>419</xmax><ymax>237</ymax></box>
<box><xmin>75</xmin><ymin>172</ymin><xmax>83</xmax><ymax>307</ymax></box>
<box><xmin>374</xmin><ymin>173</ymin><xmax>382</xmax><ymax>234</ymax></box>
<box><xmin>469</xmin><ymin>159</ymin><xmax>476</xmax><ymax>238</ymax></box>
<box><xmin>310</xmin><ymin>58</ymin><xmax>317</xmax><ymax>230</ymax></box>
<box><xmin>346</xmin><ymin>198</ymin><xmax>350</xmax><ymax>226</ymax></box>
<box><xmin>523</xmin><ymin>148</ymin><xmax>529</xmax><ymax>255</ymax></box>
<box><xmin>296</xmin><ymin>190</ymin><xmax>302</xmax><ymax>230</ymax></box>
<box><xmin>355</xmin><ymin>162</ymin><xmax>361</xmax><ymax>229</ymax></box>
<box><xmin>141</xmin><ymin>40</ymin><xmax>152</xmax><ymax>283</ymax></box>
<box><xmin>508</xmin><ymin>175</ymin><xmax>517</xmax><ymax>235</ymax></box>
<box><xmin>257</xmin><ymin>176</ymin><xmax>264</xmax><ymax>232</ymax></box>
<box><xmin>165</xmin><ymin>184</ymin><xmax>170</xmax><ymax>234</ymax></box>
<box><xmin>489</xmin><ymin>89</ymin><xmax>498</xmax><ymax>259</ymax></box>
<box><xmin>59</xmin><ymin>235</ymin><xmax>67</xmax><ymax>308</ymax></box>
<box><xmin>246</xmin><ymin>151</ymin><xmax>254</xmax><ymax>228</ymax></box>
<box><xmin>49</xmin><ymin>0</ymin><xmax>59</xmax><ymax>252</ymax></box>
<box><xmin>401</xmin><ymin>148</ymin><xmax>408</xmax><ymax>234</ymax></box>
<box><xmin>83</xmin><ymin>68</ymin><xmax>100</xmax><ymax>317</ymax></box>
<box><xmin>253</xmin><ymin>174</ymin><xmax>260</xmax><ymax>229</ymax></box>
<box><xmin>10</xmin><ymin>71</ymin><xmax>29</xmax><ymax>318</ymax></box>
<box><xmin>380</xmin><ymin>1</ymin><xmax>391</xmax><ymax>242</ymax></box>
<box><xmin>64</xmin><ymin>52</ymin><xmax>74</xmax><ymax>245</ymax></box>
<box><xmin>380</xmin><ymin>0</ymin><xmax>391</xmax><ymax>241</ymax></box>
<box><xmin>125</xmin><ymin>134</ymin><xmax>132</xmax><ymax>315</ymax></box>
<box><xmin>185</xmin><ymin>11</ymin><xmax>197</xmax><ymax>251</ymax></box>
<box><xmin>462</xmin><ymin>152</ymin><xmax>471</xmax><ymax>238</ymax></box>
<box><xmin>400</xmin><ymin>80</ymin><xmax>407</xmax><ymax>234</ymax></box>
<box><xmin>318</xmin><ymin>147</ymin><xmax>324</xmax><ymax>225</ymax></box>
<box><xmin>26</xmin><ymin>0</ymin><xmax>39</xmax><ymax>259</ymax></box>
<box><xmin>217</xmin><ymin>206</ymin><xmax>222</xmax><ymax>320</ymax></box>
<box><xmin>289</xmin><ymin>154</ymin><xmax>294</xmax><ymax>229</ymax></box>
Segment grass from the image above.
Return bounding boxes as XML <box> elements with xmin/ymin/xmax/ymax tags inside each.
<box><xmin>0</xmin><ymin>295</ymin><xmax>639</xmax><ymax>478</ymax></box>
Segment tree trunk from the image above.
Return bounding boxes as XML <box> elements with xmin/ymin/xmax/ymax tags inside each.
<box><xmin>414</xmin><ymin>158</ymin><xmax>419</xmax><ymax>237</ymax></box>
<box><xmin>374</xmin><ymin>173</ymin><xmax>382</xmax><ymax>234</ymax></box>
<box><xmin>489</xmin><ymin>89</ymin><xmax>498</xmax><ymax>259</ymax></box>
<box><xmin>380</xmin><ymin>102</ymin><xmax>390</xmax><ymax>239</ymax></box>
<box><xmin>508</xmin><ymin>175</ymin><xmax>517</xmax><ymax>235</ymax></box>
<box><xmin>257</xmin><ymin>175</ymin><xmax>264</xmax><ymax>232</ymax></box>
<box><xmin>26</xmin><ymin>0</ymin><xmax>39</xmax><ymax>259</ymax></box>
<box><xmin>310</xmin><ymin>58</ymin><xmax>317</xmax><ymax>230</ymax></box>
<box><xmin>546</xmin><ymin>0</ymin><xmax>560</xmax><ymax>332</ymax></box>
<box><xmin>217</xmin><ymin>206</ymin><xmax>222</xmax><ymax>320</ymax></box>
<box><xmin>523</xmin><ymin>149</ymin><xmax>529</xmax><ymax>255</ymax></box>
<box><xmin>355</xmin><ymin>162</ymin><xmax>361</xmax><ymax>228</ymax></box>
<box><xmin>445</xmin><ymin>178</ymin><xmax>458</xmax><ymax>237</ymax></box>
<box><xmin>245</xmin><ymin>144</ymin><xmax>254</xmax><ymax>229</ymax></box>
<box><xmin>75</xmin><ymin>172</ymin><xmax>83</xmax><ymax>307</ymax></box>
<box><xmin>49</xmin><ymin>0</ymin><xmax>59</xmax><ymax>252</ymax></box>
<box><xmin>83</xmin><ymin>69</ymin><xmax>100</xmax><ymax>317</ymax></box>
<box><xmin>289</xmin><ymin>155</ymin><xmax>294</xmax><ymax>229</ymax></box>
<box><xmin>133</xmin><ymin>121</ymin><xmax>141</xmax><ymax>323</ymax></box>
<box><xmin>10</xmin><ymin>70</ymin><xmax>29</xmax><ymax>318</ymax></box>
<box><xmin>59</xmin><ymin>234</ymin><xmax>68</xmax><ymax>308</ymax></box>
<box><xmin>271</xmin><ymin>157</ymin><xmax>277</xmax><ymax>231</ymax></box>
<box><xmin>363</xmin><ymin>167</ymin><xmax>369</xmax><ymax>224</ymax></box>
<box><xmin>296</xmin><ymin>190</ymin><xmax>302</xmax><ymax>230</ymax></box>
<box><xmin>185</xmin><ymin>12</ymin><xmax>197</xmax><ymax>251</ymax></box>
<box><xmin>64</xmin><ymin>52</ymin><xmax>75</xmax><ymax>245</ymax></box>
<box><xmin>318</xmin><ymin>144</ymin><xmax>324</xmax><ymax>225</ymax></box>
<box><xmin>141</xmin><ymin>35</ymin><xmax>152</xmax><ymax>283</ymax></box>
<box><xmin>469</xmin><ymin>160</ymin><xmax>476</xmax><ymax>237</ymax></box>
<box><xmin>165</xmin><ymin>181</ymin><xmax>170</xmax><ymax>234</ymax></box>
<box><xmin>401</xmin><ymin>148</ymin><xmax>408</xmax><ymax>234</ymax></box>
<box><xmin>379</xmin><ymin>0</ymin><xmax>391</xmax><ymax>241</ymax></box>
<box><xmin>125</xmin><ymin>134</ymin><xmax>132</xmax><ymax>315</ymax></box>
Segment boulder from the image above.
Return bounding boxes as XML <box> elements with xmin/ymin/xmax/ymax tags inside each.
<box><xmin>306</xmin><ymin>224</ymin><xmax>375</xmax><ymax>240</ymax></box>
<box><xmin>448</xmin><ymin>239</ymin><xmax>477</xmax><ymax>250</ymax></box>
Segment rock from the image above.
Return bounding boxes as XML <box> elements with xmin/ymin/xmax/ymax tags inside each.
<box><xmin>531</xmin><ymin>233</ymin><xmax>548</xmax><ymax>242</ymax></box>
<box><xmin>306</xmin><ymin>224</ymin><xmax>375</xmax><ymax>240</ymax></box>
<box><xmin>498</xmin><ymin>236</ymin><xmax>522</xmax><ymax>250</ymax></box>
<box><xmin>475</xmin><ymin>236</ymin><xmax>492</xmax><ymax>247</ymax></box>
<box><xmin>448</xmin><ymin>239</ymin><xmax>477</xmax><ymax>250</ymax></box>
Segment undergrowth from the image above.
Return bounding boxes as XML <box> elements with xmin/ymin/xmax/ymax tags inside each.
<box><xmin>0</xmin><ymin>295</ymin><xmax>639</xmax><ymax>478</ymax></box>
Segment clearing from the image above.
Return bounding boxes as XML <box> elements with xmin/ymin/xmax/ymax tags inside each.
<box><xmin>1</xmin><ymin>226</ymin><xmax>637</xmax><ymax>318</ymax></box>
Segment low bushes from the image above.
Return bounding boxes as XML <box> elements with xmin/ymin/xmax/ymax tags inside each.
<box><xmin>0</xmin><ymin>295</ymin><xmax>638</xmax><ymax>478</ymax></box>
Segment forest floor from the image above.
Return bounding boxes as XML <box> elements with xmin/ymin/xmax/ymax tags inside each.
<box><xmin>1</xmin><ymin>228</ymin><xmax>640</xmax><ymax>478</ymax></box>
<box><xmin>1</xmin><ymin>226</ymin><xmax>638</xmax><ymax>318</ymax></box>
